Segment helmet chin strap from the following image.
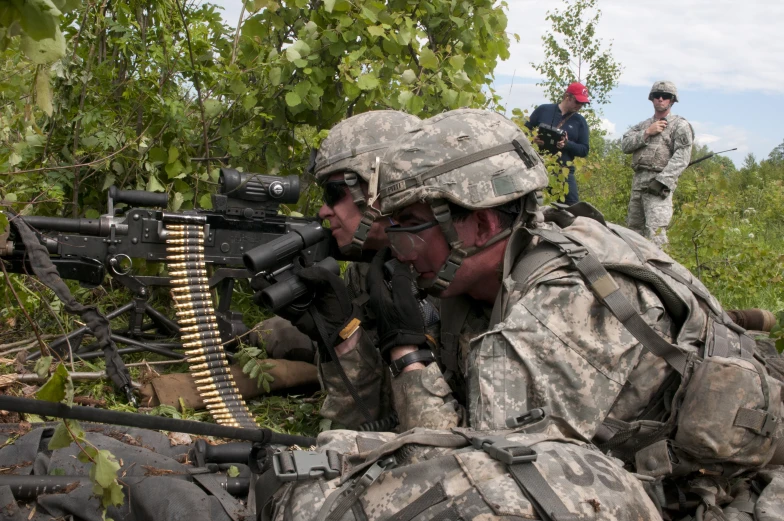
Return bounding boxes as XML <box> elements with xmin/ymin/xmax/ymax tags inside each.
<box><xmin>426</xmin><ymin>199</ymin><xmax>513</xmax><ymax>293</ymax></box>
<box><xmin>341</xmin><ymin>159</ymin><xmax>385</xmax><ymax>257</ymax></box>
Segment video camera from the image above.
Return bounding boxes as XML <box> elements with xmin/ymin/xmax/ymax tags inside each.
<box><xmin>536</xmin><ymin>123</ymin><xmax>567</xmax><ymax>154</ymax></box>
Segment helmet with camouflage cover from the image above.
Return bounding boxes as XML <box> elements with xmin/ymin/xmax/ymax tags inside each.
<box><xmin>377</xmin><ymin>108</ymin><xmax>549</xmax><ymax>292</ymax></box>
<box><xmin>310</xmin><ymin>110</ymin><xmax>420</xmax><ymax>252</ymax></box>
<box><xmin>648</xmin><ymin>80</ymin><xmax>679</xmax><ymax>103</ymax></box>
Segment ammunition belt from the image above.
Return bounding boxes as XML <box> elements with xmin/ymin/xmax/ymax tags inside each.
<box><xmin>166</xmin><ymin>222</ymin><xmax>256</xmax><ymax>428</ymax></box>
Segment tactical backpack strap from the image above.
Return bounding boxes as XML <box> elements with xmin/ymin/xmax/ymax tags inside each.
<box><xmin>255</xmin><ymin>448</ymin><xmax>343</xmax><ymax>521</ymax></box>
<box><xmin>471</xmin><ymin>436</ymin><xmax>580</xmax><ymax>521</ymax></box>
<box><xmin>439</xmin><ymin>296</ymin><xmax>472</xmax><ymax>377</ymax></box>
<box><xmin>611</xmin><ymin>226</ymin><xmax>756</xmax><ymax>358</ymax></box>
<box><xmin>528</xmin><ymin>228</ymin><xmax>690</xmax><ymax>375</ymax></box>
<box><xmin>733</xmin><ymin>359</ymin><xmax>784</xmax><ymax>438</ymax></box>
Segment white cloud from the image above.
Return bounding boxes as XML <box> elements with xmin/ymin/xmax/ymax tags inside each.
<box><xmin>695</xmin><ymin>133</ymin><xmax>721</xmax><ymax>145</ymax></box>
<box><xmin>499</xmin><ymin>0</ymin><xmax>784</xmax><ymax>94</ymax></box>
<box><xmin>689</xmin><ymin>121</ymin><xmax>753</xmax><ymax>164</ymax></box>
<box><xmin>599</xmin><ymin>118</ymin><xmax>616</xmax><ymax>137</ymax></box>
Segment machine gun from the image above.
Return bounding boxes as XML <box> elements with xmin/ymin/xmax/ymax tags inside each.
<box><xmin>1</xmin><ymin>168</ymin><xmax>333</xmax><ymax>364</ymax></box>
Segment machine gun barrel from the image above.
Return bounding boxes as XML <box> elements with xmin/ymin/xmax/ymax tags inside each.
<box><xmin>0</xmin><ymin>394</ymin><xmax>317</xmax><ymax>446</ymax></box>
<box><xmin>0</xmin><ymin>474</ymin><xmax>250</xmax><ymax>500</ymax></box>
<box><xmin>15</xmin><ymin>215</ymin><xmax>104</xmax><ymax>235</ymax></box>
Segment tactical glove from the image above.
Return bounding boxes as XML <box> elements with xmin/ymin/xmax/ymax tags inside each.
<box><xmin>646</xmin><ymin>179</ymin><xmax>672</xmax><ymax>198</ymax></box>
<box><xmin>366</xmin><ymin>248</ymin><xmax>427</xmax><ymax>361</ymax></box>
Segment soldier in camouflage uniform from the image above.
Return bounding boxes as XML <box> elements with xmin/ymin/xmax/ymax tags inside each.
<box><xmin>622</xmin><ymin>81</ymin><xmax>694</xmax><ymax>246</ymax></box>
<box><xmin>254</xmin><ymin>110</ymin><xmax>424</xmax><ymax>430</ymax></box>
<box><xmin>346</xmin><ymin>109</ymin><xmax>784</xmax><ymax>518</ymax></box>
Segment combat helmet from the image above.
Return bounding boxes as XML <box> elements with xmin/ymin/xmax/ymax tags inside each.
<box><xmin>309</xmin><ymin>110</ymin><xmax>420</xmax><ymax>252</ymax></box>
<box><xmin>377</xmin><ymin>108</ymin><xmax>549</xmax><ymax>292</ymax></box>
<box><xmin>648</xmin><ymin>81</ymin><xmax>679</xmax><ymax>102</ymax></box>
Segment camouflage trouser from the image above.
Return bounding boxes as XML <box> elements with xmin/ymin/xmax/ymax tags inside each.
<box><xmin>627</xmin><ymin>170</ymin><xmax>673</xmax><ymax>247</ymax></box>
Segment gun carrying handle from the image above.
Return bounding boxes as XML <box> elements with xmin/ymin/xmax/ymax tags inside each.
<box><xmin>109</xmin><ymin>186</ymin><xmax>169</xmax><ymax>208</ymax></box>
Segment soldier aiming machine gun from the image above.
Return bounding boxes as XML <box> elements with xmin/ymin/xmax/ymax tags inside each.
<box><xmin>1</xmin><ymin>168</ymin><xmax>333</xmax><ymax>365</ymax></box>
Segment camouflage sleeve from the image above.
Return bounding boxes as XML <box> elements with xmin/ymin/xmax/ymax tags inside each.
<box><xmin>391</xmin><ymin>362</ymin><xmax>460</xmax><ymax>431</ymax></box>
<box><xmin>317</xmin><ymin>328</ymin><xmax>391</xmax><ymax>430</ymax></box>
<box><xmin>655</xmin><ymin>120</ymin><xmax>694</xmax><ymax>189</ymax></box>
<box><xmin>466</xmin><ymin>271</ymin><xmax>669</xmax><ymax>440</ymax></box>
<box><xmin>621</xmin><ymin>120</ymin><xmax>649</xmax><ymax>154</ymax></box>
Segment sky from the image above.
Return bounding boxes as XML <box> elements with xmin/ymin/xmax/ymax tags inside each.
<box><xmin>211</xmin><ymin>0</ymin><xmax>784</xmax><ymax>167</ymax></box>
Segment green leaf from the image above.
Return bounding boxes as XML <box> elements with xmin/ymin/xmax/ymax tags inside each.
<box><xmin>285</xmin><ymin>47</ymin><xmax>301</xmax><ymax>62</ymax></box>
<box><xmin>165</xmin><ymin>160</ymin><xmax>184</xmax><ymax>179</ymax></box>
<box><xmin>269</xmin><ymin>67</ymin><xmax>282</xmax><ymax>86</ymax></box>
<box><xmin>168</xmin><ymin>146</ymin><xmax>179</xmax><ymax>163</ymax></box>
<box><xmin>21</xmin><ymin>27</ymin><xmax>66</xmax><ymax>64</ymax></box>
<box><xmin>285</xmin><ymin>92</ymin><xmax>301</xmax><ymax>107</ymax></box>
<box><xmin>408</xmin><ymin>95</ymin><xmax>424</xmax><ymax>115</ymax></box>
<box><xmin>171</xmin><ymin>192</ymin><xmax>185</xmax><ymax>212</ymax></box>
<box><xmin>397</xmin><ymin>90</ymin><xmax>413</xmax><ymax>106</ymax></box>
<box><xmin>148</xmin><ymin>147</ymin><xmax>167</xmax><ymax>164</ymax></box>
<box><xmin>442</xmin><ymin>88</ymin><xmax>458</xmax><ymax>108</ymax></box>
<box><xmin>198</xmin><ymin>193</ymin><xmax>213</xmax><ymax>209</ymax></box>
<box><xmin>203</xmin><ymin>99</ymin><xmax>222</xmax><ymax>119</ymax></box>
<box><xmin>36</xmin><ymin>362</ymin><xmax>69</xmax><ymax>403</ymax></box>
<box><xmin>324</xmin><ymin>0</ymin><xmax>335</xmax><ymax>12</ymax></box>
<box><xmin>356</xmin><ymin>73</ymin><xmax>379</xmax><ymax>90</ymax></box>
<box><xmin>448</xmin><ymin>55</ymin><xmax>465</xmax><ymax>70</ymax></box>
<box><xmin>367</xmin><ymin>26</ymin><xmax>385</xmax><ymax>37</ymax></box>
<box><xmin>0</xmin><ymin>213</ymin><xmax>8</xmax><ymax>236</ymax></box>
<box><xmin>35</xmin><ymin>71</ymin><xmax>53</xmax><ymax>116</ymax></box>
<box><xmin>419</xmin><ymin>47</ymin><xmax>438</xmax><ymax>70</ymax></box>
<box><xmin>242</xmin><ymin>94</ymin><xmax>257</xmax><ymax>111</ymax></box>
<box><xmin>48</xmin><ymin>419</ymin><xmax>83</xmax><ymax>450</ymax></box>
<box><xmin>84</xmin><ymin>209</ymin><xmax>100</xmax><ymax>219</ymax></box>
<box><xmin>146</xmin><ymin>175</ymin><xmax>165</xmax><ymax>193</ymax></box>
<box><xmin>101</xmin><ymin>174</ymin><xmax>116</xmax><ymax>192</ymax></box>
<box><xmin>227</xmin><ymin>465</ymin><xmax>240</xmax><ymax>477</ymax></box>
<box><xmin>452</xmin><ymin>69</ymin><xmax>470</xmax><ymax>88</ymax></box>
<box><xmin>401</xmin><ymin>69</ymin><xmax>416</xmax><ymax>84</ymax></box>
<box><xmin>34</xmin><ymin>356</ymin><xmax>52</xmax><ymax>379</ymax></box>
<box><xmin>92</xmin><ymin>449</ymin><xmax>121</xmax><ymax>488</ymax></box>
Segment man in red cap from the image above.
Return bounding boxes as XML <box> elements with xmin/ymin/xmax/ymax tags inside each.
<box><xmin>525</xmin><ymin>81</ymin><xmax>591</xmax><ymax>205</ymax></box>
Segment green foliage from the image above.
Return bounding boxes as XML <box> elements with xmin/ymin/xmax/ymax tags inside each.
<box><xmin>36</xmin><ymin>361</ymin><xmax>72</xmax><ymax>403</ymax></box>
<box><xmin>1</xmin><ymin>0</ymin><xmax>511</xmax><ymax>227</ymax></box>
<box><xmin>581</xmin><ymin>138</ymin><xmax>784</xmax><ymax>314</ymax></box>
<box><xmin>236</xmin><ymin>344</ymin><xmax>275</xmax><ymax>393</ymax></box>
<box><xmin>531</xmin><ymin>0</ymin><xmax>621</xmax><ymax>107</ymax></box>
<box><xmin>36</xmin><ymin>362</ymin><xmax>124</xmax><ymax>512</ymax></box>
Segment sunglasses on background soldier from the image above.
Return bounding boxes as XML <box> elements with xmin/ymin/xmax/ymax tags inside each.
<box><xmin>651</xmin><ymin>92</ymin><xmax>673</xmax><ymax>100</ymax></box>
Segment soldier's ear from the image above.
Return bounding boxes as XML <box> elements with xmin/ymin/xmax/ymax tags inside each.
<box><xmin>472</xmin><ymin>209</ymin><xmax>504</xmax><ymax>247</ymax></box>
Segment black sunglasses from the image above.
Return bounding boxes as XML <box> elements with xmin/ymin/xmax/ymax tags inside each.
<box><xmin>322</xmin><ymin>180</ymin><xmax>349</xmax><ymax>206</ymax></box>
<box><xmin>651</xmin><ymin>92</ymin><xmax>673</xmax><ymax>100</ymax></box>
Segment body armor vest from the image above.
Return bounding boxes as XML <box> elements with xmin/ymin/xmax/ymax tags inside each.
<box><xmin>631</xmin><ymin>115</ymin><xmax>688</xmax><ymax>172</ymax></box>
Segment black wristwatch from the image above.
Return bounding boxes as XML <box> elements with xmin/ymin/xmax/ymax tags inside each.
<box><xmin>389</xmin><ymin>349</ymin><xmax>436</xmax><ymax>378</ymax></box>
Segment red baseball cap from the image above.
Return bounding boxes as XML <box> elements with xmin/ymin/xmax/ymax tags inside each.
<box><xmin>566</xmin><ymin>82</ymin><xmax>590</xmax><ymax>103</ymax></box>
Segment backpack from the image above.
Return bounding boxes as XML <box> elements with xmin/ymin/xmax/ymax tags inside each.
<box><xmin>503</xmin><ymin>204</ymin><xmax>783</xmax><ymax>477</ymax></box>
<box><xmin>264</xmin><ymin>427</ymin><xmax>662</xmax><ymax>521</ymax></box>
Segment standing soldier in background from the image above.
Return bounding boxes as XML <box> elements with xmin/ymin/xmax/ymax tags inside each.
<box><xmin>622</xmin><ymin>80</ymin><xmax>694</xmax><ymax>246</ymax></box>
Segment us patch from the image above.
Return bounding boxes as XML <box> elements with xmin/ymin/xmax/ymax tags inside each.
<box><xmin>492</xmin><ymin>175</ymin><xmax>517</xmax><ymax>196</ymax></box>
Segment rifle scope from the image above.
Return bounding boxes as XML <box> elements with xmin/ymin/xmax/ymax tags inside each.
<box><xmin>220</xmin><ymin>168</ymin><xmax>300</xmax><ymax>205</ymax></box>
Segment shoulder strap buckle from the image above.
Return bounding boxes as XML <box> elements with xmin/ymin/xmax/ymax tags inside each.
<box><xmin>471</xmin><ymin>436</ymin><xmax>538</xmax><ymax>465</ymax></box>
<box><xmin>273</xmin><ymin>450</ymin><xmax>341</xmax><ymax>482</ymax></box>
